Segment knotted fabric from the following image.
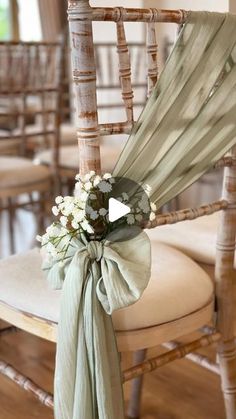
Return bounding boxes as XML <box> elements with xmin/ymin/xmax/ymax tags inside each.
<box><xmin>44</xmin><ymin>227</ymin><xmax>151</xmax><ymax>419</ymax></box>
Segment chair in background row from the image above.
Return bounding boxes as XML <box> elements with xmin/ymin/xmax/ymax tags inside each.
<box><xmin>0</xmin><ymin>41</ymin><xmax>63</xmax><ymax>254</ymax></box>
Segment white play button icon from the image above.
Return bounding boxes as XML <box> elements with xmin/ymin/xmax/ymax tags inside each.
<box><xmin>108</xmin><ymin>197</ymin><xmax>131</xmax><ymax>223</ymax></box>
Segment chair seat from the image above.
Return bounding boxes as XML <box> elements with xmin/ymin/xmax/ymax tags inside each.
<box><xmin>0</xmin><ymin>132</ymin><xmax>21</xmax><ymax>155</ymax></box>
<box><xmin>0</xmin><ymin>156</ymin><xmax>51</xmax><ymax>190</ymax></box>
<box><xmin>0</xmin><ymin>242</ymin><xmax>213</xmax><ymax>331</ymax></box>
<box><xmin>36</xmin><ymin>140</ymin><xmax>125</xmax><ymax>174</ymax></box>
<box><xmin>146</xmin><ymin>212</ymin><xmax>219</xmax><ymax>266</ymax></box>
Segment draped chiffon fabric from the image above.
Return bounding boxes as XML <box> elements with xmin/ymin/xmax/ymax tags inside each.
<box><xmin>114</xmin><ymin>11</ymin><xmax>236</xmax><ymax>209</ymax></box>
<box><xmin>45</xmin><ymin>229</ymin><xmax>151</xmax><ymax>419</ymax></box>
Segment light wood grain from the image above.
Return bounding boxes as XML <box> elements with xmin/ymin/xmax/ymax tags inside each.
<box><xmin>0</xmin><ymin>328</ymin><xmax>226</xmax><ymax>419</ymax></box>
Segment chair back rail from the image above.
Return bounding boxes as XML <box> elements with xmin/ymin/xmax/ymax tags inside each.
<box><xmin>0</xmin><ymin>41</ymin><xmax>62</xmax><ymax>173</ymax></box>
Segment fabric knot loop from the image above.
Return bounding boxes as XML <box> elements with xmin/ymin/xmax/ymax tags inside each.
<box><xmin>87</xmin><ymin>241</ymin><xmax>104</xmax><ymax>261</ymax></box>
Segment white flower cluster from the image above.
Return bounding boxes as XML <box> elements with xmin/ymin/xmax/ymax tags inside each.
<box><xmin>37</xmin><ymin>171</ymin><xmax>157</xmax><ymax>262</ymax></box>
<box><xmin>118</xmin><ymin>188</ymin><xmax>156</xmax><ymax>225</ymax></box>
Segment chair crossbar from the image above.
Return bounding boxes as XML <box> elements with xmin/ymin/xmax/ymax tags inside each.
<box><xmin>0</xmin><ymin>360</ymin><xmax>53</xmax><ymax>408</ymax></box>
<box><xmin>163</xmin><ymin>341</ymin><xmax>220</xmax><ymax>375</ymax></box>
<box><xmin>145</xmin><ymin>199</ymin><xmax>228</xmax><ymax>229</ymax></box>
<box><xmin>123</xmin><ymin>333</ymin><xmax>221</xmax><ymax>382</ymax></box>
<box><xmin>89</xmin><ymin>8</ymin><xmax>188</xmax><ymax>24</ymax></box>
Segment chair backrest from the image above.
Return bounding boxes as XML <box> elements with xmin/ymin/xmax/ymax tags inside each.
<box><xmin>62</xmin><ymin>41</ymin><xmax>147</xmax><ymax>126</ymax></box>
<box><xmin>67</xmin><ymin>1</ymin><xmax>188</xmax><ymax>174</ymax></box>
<box><xmin>67</xmin><ymin>0</ymin><xmax>236</xmax><ymax>343</ymax></box>
<box><xmin>0</xmin><ymin>41</ymin><xmax>63</xmax><ymax>163</ymax></box>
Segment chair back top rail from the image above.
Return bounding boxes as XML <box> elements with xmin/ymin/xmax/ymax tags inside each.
<box><xmin>72</xmin><ymin>6</ymin><xmax>188</xmax><ymax>24</ymax></box>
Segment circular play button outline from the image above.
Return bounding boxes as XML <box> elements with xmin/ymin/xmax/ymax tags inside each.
<box><xmin>85</xmin><ymin>176</ymin><xmax>152</xmax><ymax>242</ymax></box>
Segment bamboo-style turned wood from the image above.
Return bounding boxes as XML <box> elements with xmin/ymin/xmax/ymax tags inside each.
<box><xmin>127</xmin><ymin>349</ymin><xmax>147</xmax><ymax>418</ymax></box>
<box><xmin>123</xmin><ymin>333</ymin><xmax>221</xmax><ymax>382</ymax></box>
<box><xmin>68</xmin><ymin>0</ymin><xmax>101</xmax><ymax>175</ymax></box>
<box><xmin>0</xmin><ymin>360</ymin><xmax>53</xmax><ymax>408</ymax></box>
<box><xmin>215</xmin><ymin>156</ymin><xmax>236</xmax><ymax>168</ymax></box>
<box><xmin>215</xmin><ymin>145</ymin><xmax>236</xmax><ymax>418</ymax></box>
<box><xmin>116</xmin><ymin>20</ymin><xmax>134</xmax><ymax>123</ymax></box>
<box><xmin>146</xmin><ymin>22</ymin><xmax>158</xmax><ymax>97</ymax></box>
<box><xmin>145</xmin><ymin>199</ymin><xmax>228</xmax><ymax>228</ymax></box>
<box><xmin>163</xmin><ymin>341</ymin><xmax>220</xmax><ymax>375</ymax></box>
<box><xmin>91</xmin><ymin>8</ymin><xmax>188</xmax><ymax>23</ymax></box>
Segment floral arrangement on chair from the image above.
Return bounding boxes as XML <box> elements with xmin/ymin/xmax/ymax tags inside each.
<box><xmin>37</xmin><ymin>171</ymin><xmax>156</xmax><ymax>263</ymax></box>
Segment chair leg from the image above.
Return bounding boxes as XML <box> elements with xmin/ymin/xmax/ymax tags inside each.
<box><xmin>7</xmin><ymin>197</ymin><xmax>15</xmax><ymax>254</ymax></box>
<box><xmin>127</xmin><ymin>349</ymin><xmax>146</xmax><ymax>419</ymax></box>
<box><xmin>217</xmin><ymin>339</ymin><xmax>236</xmax><ymax>419</ymax></box>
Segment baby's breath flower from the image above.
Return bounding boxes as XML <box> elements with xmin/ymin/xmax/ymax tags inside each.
<box><xmin>127</xmin><ymin>214</ymin><xmax>135</xmax><ymax>225</ymax></box>
<box><xmin>55</xmin><ymin>196</ymin><xmax>63</xmax><ymax>204</ymax></box>
<box><xmin>122</xmin><ymin>192</ymin><xmax>129</xmax><ymax>201</ymax></box>
<box><xmin>81</xmin><ymin>220</ymin><xmax>94</xmax><ymax>234</ymax></box>
<box><xmin>71</xmin><ymin>219</ymin><xmax>79</xmax><ymax>230</ymax></box>
<box><xmin>98</xmin><ymin>180</ymin><xmax>112</xmax><ymax>193</ymax></box>
<box><xmin>60</xmin><ymin>216</ymin><xmax>68</xmax><ymax>227</ymax></box>
<box><xmin>90</xmin><ymin>210</ymin><xmax>99</xmax><ymax>220</ymax></box>
<box><xmin>36</xmin><ymin>234</ymin><xmax>42</xmax><ymax>242</ymax></box>
<box><xmin>138</xmin><ymin>195</ymin><xmax>150</xmax><ymax>214</ymax></box>
<box><xmin>84</xmin><ymin>181</ymin><xmax>93</xmax><ymax>191</ymax></box>
<box><xmin>135</xmin><ymin>214</ymin><xmax>143</xmax><ymax>222</ymax></box>
<box><xmin>84</xmin><ymin>171</ymin><xmax>95</xmax><ymax>181</ymax></box>
<box><xmin>103</xmin><ymin>173</ymin><xmax>112</xmax><ymax>180</ymax></box>
<box><xmin>93</xmin><ymin>175</ymin><xmax>101</xmax><ymax>187</ymax></box>
<box><xmin>52</xmin><ymin>206</ymin><xmax>59</xmax><ymax>216</ymax></box>
<box><xmin>150</xmin><ymin>202</ymin><xmax>157</xmax><ymax>212</ymax></box>
<box><xmin>149</xmin><ymin>212</ymin><xmax>156</xmax><ymax>221</ymax></box>
<box><xmin>99</xmin><ymin>208</ymin><xmax>107</xmax><ymax>216</ymax></box>
<box><xmin>80</xmin><ymin>191</ymin><xmax>88</xmax><ymax>201</ymax></box>
<box><xmin>73</xmin><ymin>208</ymin><xmax>85</xmax><ymax>222</ymax></box>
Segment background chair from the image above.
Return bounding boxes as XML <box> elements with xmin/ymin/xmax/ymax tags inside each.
<box><xmin>0</xmin><ymin>3</ymin><xmax>235</xmax><ymax>419</ymax></box>
<box><xmin>0</xmin><ymin>41</ymin><xmax>63</xmax><ymax>255</ymax></box>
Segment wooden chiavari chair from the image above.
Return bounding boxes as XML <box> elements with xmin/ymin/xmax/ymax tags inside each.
<box><xmin>0</xmin><ymin>41</ymin><xmax>62</xmax><ymax>254</ymax></box>
<box><xmin>0</xmin><ymin>3</ymin><xmax>235</xmax><ymax>419</ymax></box>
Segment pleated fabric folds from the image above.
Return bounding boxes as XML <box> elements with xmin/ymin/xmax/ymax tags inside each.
<box><xmin>114</xmin><ymin>11</ymin><xmax>236</xmax><ymax>209</ymax></box>
<box><xmin>44</xmin><ymin>228</ymin><xmax>151</xmax><ymax>419</ymax></box>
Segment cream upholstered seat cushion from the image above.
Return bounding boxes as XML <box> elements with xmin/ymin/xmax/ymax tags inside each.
<box><xmin>0</xmin><ymin>242</ymin><xmax>213</xmax><ymax>331</ymax></box>
<box><xmin>0</xmin><ymin>156</ymin><xmax>51</xmax><ymax>190</ymax></box>
<box><xmin>146</xmin><ymin>212</ymin><xmax>219</xmax><ymax>266</ymax></box>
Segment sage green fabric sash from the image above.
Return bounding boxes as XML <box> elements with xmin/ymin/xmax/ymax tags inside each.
<box><xmin>44</xmin><ymin>228</ymin><xmax>151</xmax><ymax>419</ymax></box>
<box><xmin>114</xmin><ymin>11</ymin><xmax>236</xmax><ymax>209</ymax></box>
